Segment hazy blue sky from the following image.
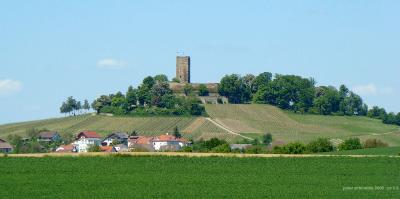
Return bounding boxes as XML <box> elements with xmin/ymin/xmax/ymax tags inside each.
<box><xmin>1</xmin><ymin>0</ymin><xmax>399</xmax><ymax>124</ymax></box>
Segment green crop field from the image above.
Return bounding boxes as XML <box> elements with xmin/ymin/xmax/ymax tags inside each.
<box><xmin>1</xmin><ymin>104</ymin><xmax>399</xmax><ymax>145</ymax></box>
<box><xmin>205</xmin><ymin>104</ymin><xmax>400</xmax><ymax>145</ymax></box>
<box><xmin>321</xmin><ymin>147</ymin><xmax>400</xmax><ymax>156</ymax></box>
<box><xmin>0</xmin><ymin>156</ymin><xmax>399</xmax><ymax>198</ymax></box>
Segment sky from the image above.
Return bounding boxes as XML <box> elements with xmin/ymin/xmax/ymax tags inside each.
<box><xmin>0</xmin><ymin>0</ymin><xmax>399</xmax><ymax>124</ymax></box>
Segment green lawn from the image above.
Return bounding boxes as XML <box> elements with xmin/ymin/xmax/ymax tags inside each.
<box><xmin>322</xmin><ymin>147</ymin><xmax>400</xmax><ymax>156</ymax></box>
<box><xmin>0</xmin><ymin>156</ymin><xmax>399</xmax><ymax>198</ymax></box>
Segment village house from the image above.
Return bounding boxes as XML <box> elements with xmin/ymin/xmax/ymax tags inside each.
<box><xmin>128</xmin><ymin>136</ymin><xmax>155</xmax><ymax>151</ymax></box>
<box><xmin>0</xmin><ymin>139</ymin><xmax>13</xmax><ymax>153</ymax></box>
<box><xmin>101</xmin><ymin>132</ymin><xmax>129</xmax><ymax>146</ymax></box>
<box><xmin>37</xmin><ymin>131</ymin><xmax>61</xmax><ymax>143</ymax></box>
<box><xmin>72</xmin><ymin>131</ymin><xmax>102</xmax><ymax>153</ymax></box>
<box><xmin>151</xmin><ymin>134</ymin><xmax>189</xmax><ymax>151</ymax></box>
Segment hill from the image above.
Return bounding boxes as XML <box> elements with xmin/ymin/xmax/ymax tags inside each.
<box><xmin>205</xmin><ymin>104</ymin><xmax>400</xmax><ymax>145</ymax></box>
<box><xmin>1</xmin><ymin>104</ymin><xmax>399</xmax><ymax>145</ymax></box>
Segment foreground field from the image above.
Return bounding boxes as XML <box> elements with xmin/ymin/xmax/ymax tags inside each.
<box><xmin>321</xmin><ymin>146</ymin><xmax>400</xmax><ymax>156</ymax></box>
<box><xmin>0</xmin><ymin>156</ymin><xmax>399</xmax><ymax>198</ymax></box>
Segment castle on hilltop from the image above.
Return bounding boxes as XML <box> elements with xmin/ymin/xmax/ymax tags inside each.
<box><xmin>169</xmin><ymin>56</ymin><xmax>227</xmax><ymax>104</ymax></box>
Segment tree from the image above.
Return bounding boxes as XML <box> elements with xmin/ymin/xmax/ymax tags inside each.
<box><xmin>91</xmin><ymin>95</ymin><xmax>112</xmax><ymax>114</ymax></box>
<box><xmin>338</xmin><ymin>138</ymin><xmax>362</xmax><ymax>151</ymax></box>
<box><xmin>154</xmin><ymin>74</ymin><xmax>168</xmax><ymax>83</ymax></box>
<box><xmin>183</xmin><ymin>84</ymin><xmax>194</xmax><ymax>96</ymax></box>
<box><xmin>306</xmin><ymin>138</ymin><xmax>334</xmax><ymax>153</ymax></box>
<box><xmin>312</xmin><ymin>86</ymin><xmax>340</xmax><ymax>115</ymax></box>
<box><xmin>172</xmin><ymin>77</ymin><xmax>180</xmax><ymax>83</ymax></box>
<box><xmin>173</xmin><ymin>126</ymin><xmax>182</xmax><ymax>138</ymax></box>
<box><xmin>383</xmin><ymin>112</ymin><xmax>397</xmax><ymax>124</ymax></box>
<box><xmin>198</xmin><ymin>84</ymin><xmax>209</xmax><ymax>96</ymax></box>
<box><xmin>125</xmin><ymin>86</ymin><xmax>137</xmax><ymax>111</ymax></box>
<box><xmin>131</xmin><ymin>130</ymin><xmax>138</xmax><ymax>136</ymax></box>
<box><xmin>75</xmin><ymin>101</ymin><xmax>82</xmax><ymax>114</ymax></box>
<box><xmin>219</xmin><ymin>74</ymin><xmax>250</xmax><ymax>104</ymax></box>
<box><xmin>83</xmin><ymin>99</ymin><xmax>91</xmax><ymax>113</ymax></box>
<box><xmin>60</xmin><ymin>102</ymin><xmax>69</xmax><ymax>116</ymax></box>
<box><xmin>396</xmin><ymin>113</ymin><xmax>400</xmax><ymax>126</ymax></box>
<box><xmin>253</xmin><ymin>72</ymin><xmax>272</xmax><ymax>92</ymax></box>
<box><xmin>88</xmin><ymin>144</ymin><xmax>101</xmax><ymax>152</ymax></box>
<box><xmin>262</xmin><ymin>133</ymin><xmax>272</xmax><ymax>146</ymax></box>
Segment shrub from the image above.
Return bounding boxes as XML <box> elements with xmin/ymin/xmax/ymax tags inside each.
<box><xmin>88</xmin><ymin>145</ymin><xmax>101</xmax><ymax>152</ymax></box>
<box><xmin>244</xmin><ymin>145</ymin><xmax>267</xmax><ymax>154</ymax></box>
<box><xmin>180</xmin><ymin>146</ymin><xmax>193</xmax><ymax>152</ymax></box>
<box><xmin>338</xmin><ymin>138</ymin><xmax>362</xmax><ymax>151</ymax></box>
<box><xmin>211</xmin><ymin>143</ymin><xmax>231</xmax><ymax>153</ymax></box>
<box><xmin>262</xmin><ymin>133</ymin><xmax>273</xmax><ymax>146</ymax></box>
<box><xmin>306</xmin><ymin>138</ymin><xmax>335</xmax><ymax>153</ymax></box>
<box><xmin>363</xmin><ymin>139</ymin><xmax>388</xmax><ymax>149</ymax></box>
<box><xmin>273</xmin><ymin>142</ymin><xmax>306</xmax><ymax>154</ymax></box>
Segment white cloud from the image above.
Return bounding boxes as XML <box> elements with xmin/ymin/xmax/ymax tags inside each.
<box><xmin>97</xmin><ymin>58</ymin><xmax>127</xmax><ymax>69</ymax></box>
<box><xmin>0</xmin><ymin>79</ymin><xmax>22</xmax><ymax>95</ymax></box>
<box><xmin>352</xmin><ymin>83</ymin><xmax>394</xmax><ymax>96</ymax></box>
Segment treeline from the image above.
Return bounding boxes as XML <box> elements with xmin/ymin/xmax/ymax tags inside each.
<box><xmin>60</xmin><ymin>97</ymin><xmax>91</xmax><ymax>116</ymax></box>
<box><xmin>90</xmin><ymin>75</ymin><xmax>205</xmax><ymax>116</ymax></box>
<box><xmin>218</xmin><ymin>72</ymin><xmax>400</xmax><ymax>126</ymax></box>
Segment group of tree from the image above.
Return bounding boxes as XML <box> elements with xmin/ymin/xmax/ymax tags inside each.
<box><xmin>219</xmin><ymin>72</ymin><xmax>367</xmax><ymax>116</ymax></box>
<box><xmin>91</xmin><ymin>74</ymin><xmax>205</xmax><ymax>116</ymax></box>
<box><xmin>218</xmin><ymin>72</ymin><xmax>400</xmax><ymax>126</ymax></box>
<box><xmin>60</xmin><ymin>97</ymin><xmax>91</xmax><ymax>116</ymax></box>
<box><xmin>367</xmin><ymin>106</ymin><xmax>400</xmax><ymax>126</ymax></box>
<box><xmin>7</xmin><ymin>128</ymin><xmax>71</xmax><ymax>154</ymax></box>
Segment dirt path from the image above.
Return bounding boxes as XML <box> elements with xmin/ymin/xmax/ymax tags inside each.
<box><xmin>205</xmin><ymin>117</ymin><xmax>254</xmax><ymax>140</ymax></box>
<box><xmin>2</xmin><ymin>152</ymin><xmax>399</xmax><ymax>158</ymax></box>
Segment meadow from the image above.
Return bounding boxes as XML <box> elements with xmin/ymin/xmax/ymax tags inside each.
<box><xmin>0</xmin><ymin>156</ymin><xmax>399</xmax><ymax>198</ymax></box>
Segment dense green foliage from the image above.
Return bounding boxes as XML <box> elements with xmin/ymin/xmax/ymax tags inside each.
<box><xmin>306</xmin><ymin>138</ymin><xmax>335</xmax><ymax>153</ymax></box>
<box><xmin>0</xmin><ymin>156</ymin><xmax>399</xmax><ymax>198</ymax></box>
<box><xmin>90</xmin><ymin>75</ymin><xmax>206</xmax><ymax>116</ymax></box>
<box><xmin>339</xmin><ymin>138</ymin><xmax>363</xmax><ymax>151</ymax></box>
<box><xmin>322</xmin><ymin>146</ymin><xmax>400</xmax><ymax>156</ymax></box>
<box><xmin>218</xmin><ymin>72</ymin><xmax>400</xmax><ymax>127</ymax></box>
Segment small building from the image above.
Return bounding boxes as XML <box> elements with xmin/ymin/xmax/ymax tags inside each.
<box><xmin>38</xmin><ymin>131</ymin><xmax>61</xmax><ymax>143</ymax></box>
<box><xmin>72</xmin><ymin>131</ymin><xmax>102</xmax><ymax>153</ymax></box>
<box><xmin>128</xmin><ymin>136</ymin><xmax>155</xmax><ymax>152</ymax></box>
<box><xmin>230</xmin><ymin>144</ymin><xmax>252</xmax><ymax>151</ymax></box>
<box><xmin>151</xmin><ymin>134</ymin><xmax>188</xmax><ymax>151</ymax></box>
<box><xmin>0</xmin><ymin>139</ymin><xmax>13</xmax><ymax>153</ymax></box>
<box><xmin>102</xmin><ymin>132</ymin><xmax>129</xmax><ymax>146</ymax></box>
<box><xmin>55</xmin><ymin>145</ymin><xmax>74</xmax><ymax>153</ymax></box>
<box><xmin>113</xmin><ymin>144</ymin><xmax>129</xmax><ymax>152</ymax></box>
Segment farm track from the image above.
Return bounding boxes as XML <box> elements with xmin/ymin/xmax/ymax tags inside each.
<box><xmin>3</xmin><ymin>152</ymin><xmax>399</xmax><ymax>158</ymax></box>
<box><xmin>205</xmin><ymin>118</ymin><xmax>253</xmax><ymax>140</ymax></box>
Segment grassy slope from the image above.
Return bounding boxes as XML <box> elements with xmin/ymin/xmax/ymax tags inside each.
<box><xmin>205</xmin><ymin>104</ymin><xmax>400</xmax><ymax>145</ymax></box>
<box><xmin>0</xmin><ymin>156</ymin><xmax>399</xmax><ymax>199</ymax></box>
<box><xmin>0</xmin><ymin>114</ymin><xmax>238</xmax><ymax>142</ymax></box>
<box><xmin>1</xmin><ymin>104</ymin><xmax>399</xmax><ymax>145</ymax></box>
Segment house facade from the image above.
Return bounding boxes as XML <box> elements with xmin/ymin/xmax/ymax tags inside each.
<box><xmin>151</xmin><ymin>134</ymin><xmax>188</xmax><ymax>151</ymax></box>
<box><xmin>72</xmin><ymin>131</ymin><xmax>102</xmax><ymax>153</ymax></box>
<box><xmin>38</xmin><ymin>132</ymin><xmax>61</xmax><ymax>143</ymax></box>
<box><xmin>102</xmin><ymin>132</ymin><xmax>129</xmax><ymax>146</ymax></box>
<box><xmin>0</xmin><ymin>139</ymin><xmax>13</xmax><ymax>153</ymax></box>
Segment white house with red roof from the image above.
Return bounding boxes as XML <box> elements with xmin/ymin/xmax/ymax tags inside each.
<box><xmin>72</xmin><ymin>131</ymin><xmax>102</xmax><ymax>153</ymax></box>
<box><xmin>151</xmin><ymin>134</ymin><xmax>188</xmax><ymax>151</ymax></box>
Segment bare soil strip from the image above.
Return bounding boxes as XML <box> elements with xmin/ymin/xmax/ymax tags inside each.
<box><xmin>2</xmin><ymin>152</ymin><xmax>399</xmax><ymax>158</ymax></box>
<box><xmin>205</xmin><ymin>118</ymin><xmax>254</xmax><ymax>140</ymax></box>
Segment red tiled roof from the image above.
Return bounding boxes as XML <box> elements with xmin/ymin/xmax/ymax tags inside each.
<box><xmin>153</xmin><ymin>134</ymin><xmax>188</xmax><ymax>143</ymax></box>
<box><xmin>55</xmin><ymin>145</ymin><xmax>73</xmax><ymax>153</ymax></box>
<box><xmin>77</xmin><ymin>131</ymin><xmax>102</xmax><ymax>139</ymax></box>
<box><xmin>136</xmin><ymin>136</ymin><xmax>153</xmax><ymax>145</ymax></box>
<box><xmin>39</xmin><ymin>131</ymin><xmax>57</xmax><ymax>139</ymax></box>
<box><xmin>100</xmin><ymin>146</ymin><xmax>113</xmax><ymax>152</ymax></box>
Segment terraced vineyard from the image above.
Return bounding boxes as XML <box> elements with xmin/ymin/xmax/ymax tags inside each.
<box><xmin>0</xmin><ymin>114</ymin><xmax>235</xmax><ymax>141</ymax></box>
<box><xmin>205</xmin><ymin>104</ymin><xmax>400</xmax><ymax>145</ymax></box>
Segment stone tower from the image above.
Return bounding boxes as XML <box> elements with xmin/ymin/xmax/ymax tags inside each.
<box><xmin>176</xmin><ymin>56</ymin><xmax>191</xmax><ymax>83</ymax></box>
